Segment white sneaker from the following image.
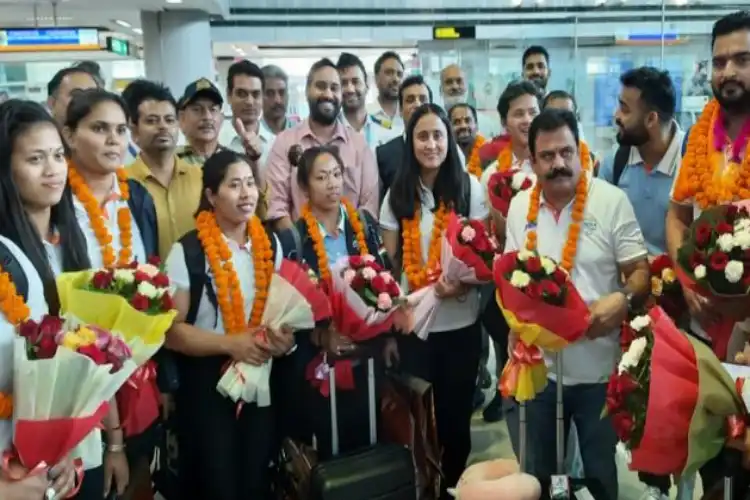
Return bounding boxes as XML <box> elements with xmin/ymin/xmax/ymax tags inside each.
<box><xmin>639</xmin><ymin>486</ymin><xmax>669</xmax><ymax>500</ymax></box>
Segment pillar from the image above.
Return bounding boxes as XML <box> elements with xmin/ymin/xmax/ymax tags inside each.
<box><xmin>140</xmin><ymin>10</ymin><xmax>214</xmax><ymax>97</ymax></box>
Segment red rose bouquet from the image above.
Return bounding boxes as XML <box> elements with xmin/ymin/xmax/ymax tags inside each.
<box><xmin>494</xmin><ymin>250</ymin><xmax>590</xmax><ymax>401</ymax></box>
<box><xmin>607</xmin><ymin>306</ymin><xmax>745</xmax><ymax>478</ymax></box>
<box><xmin>56</xmin><ymin>258</ymin><xmax>177</xmax><ymax>437</ymax></box>
<box><xmin>408</xmin><ymin>214</ymin><xmax>496</xmax><ymax>339</ymax></box>
<box><xmin>648</xmin><ymin>254</ymin><xmax>685</xmax><ymax>322</ymax></box>
<box><xmin>7</xmin><ymin>315</ymin><xmax>135</xmax><ymax>479</ymax></box>
<box><xmin>675</xmin><ymin>203</ymin><xmax>750</xmax><ymax>358</ymax></box>
<box><xmin>487</xmin><ymin>169</ymin><xmax>536</xmax><ymax>217</ymax></box>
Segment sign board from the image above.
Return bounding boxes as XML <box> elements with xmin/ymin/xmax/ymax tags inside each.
<box><xmin>0</xmin><ymin>28</ymin><xmax>100</xmax><ymax>52</ymax></box>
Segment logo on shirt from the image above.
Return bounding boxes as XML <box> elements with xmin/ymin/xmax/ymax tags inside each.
<box><xmin>582</xmin><ymin>218</ymin><xmax>598</xmax><ymax>236</ymax></box>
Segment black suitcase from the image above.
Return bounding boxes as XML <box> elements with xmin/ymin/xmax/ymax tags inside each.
<box><xmin>309</xmin><ymin>358</ymin><xmax>416</xmax><ymax>500</ymax></box>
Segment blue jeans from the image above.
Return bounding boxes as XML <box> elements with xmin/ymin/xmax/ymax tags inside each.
<box><xmin>506</xmin><ymin>380</ymin><xmax>618</xmax><ymax>500</ymax></box>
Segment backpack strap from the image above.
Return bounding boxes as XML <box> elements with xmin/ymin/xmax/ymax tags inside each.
<box><xmin>0</xmin><ymin>240</ymin><xmax>28</xmax><ymax>302</ymax></box>
<box><xmin>277</xmin><ymin>225</ymin><xmax>303</xmax><ymax>263</ymax></box>
<box><xmin>612</xmin><ymin>146</ymin><xmax>631</xmax><ymax>187</ymax></box>
<box><xmin>681</xmin><ymin>127</ymin><xmax>691</xmax><ymax>156</ymax></box>
<box><xmin>180</xmin><ymin>231</ymin><xmax>218</xmax><ymax>327</ymax></box>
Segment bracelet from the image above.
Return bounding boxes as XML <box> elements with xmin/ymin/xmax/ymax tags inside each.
<box><xmin>106</xmin><ymin>443</ymin><xmax>126</xmax><ymax>453</ymax></box>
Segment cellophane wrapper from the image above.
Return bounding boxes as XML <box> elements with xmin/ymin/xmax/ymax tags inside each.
<box><xmin>57</xmin><ymin>270</ymin><xmax>176</xmax><ymax>436</ymax></box>
<box><xmin>625</xmin><ymin>307</ymin><xmax>744</xmax><ymax>478</ymax></box>
<box><xmin>217</xmin><ymin>259</ymin><xmax>331</xmax><ymax>407</ymax></box>
<box><xmin>409</xmin><ymin>216</ymin><xmax>493</xmax><ymax>340</ymax></box>
<box><xmin>11</xmin><ymin>333</ymin><xmax>136</xmax><ymax>469</ymax></box>
<box><xmin>493</xmin><ymin>251</ymin><xmax>590</xmax><ymax>401</ymax></box>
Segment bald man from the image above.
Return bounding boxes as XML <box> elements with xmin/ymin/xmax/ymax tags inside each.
<box><xmin>440</xmin><ymin>64</ymin><xmax>467</xmax><ymax>111</ymax></box>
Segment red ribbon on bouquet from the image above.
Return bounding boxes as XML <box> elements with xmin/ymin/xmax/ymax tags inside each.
<box><xmin>116</xmin><ymin>360</ymin><xmax>160</xmax><ymax>437</ymax></box>
<box><xmin>499</xmin><ymin>341</ymin><xmax>545</xmax><ymax>399</ymax></box>
<box><xmin>2</xmin><ymin>450</ymin><xmax>85</xmax><ymax>498</ymax></box>
<box><xmin>306</xmin><ymin>353</ymin><xmax>355</xmax><ymax>397</ymax></box>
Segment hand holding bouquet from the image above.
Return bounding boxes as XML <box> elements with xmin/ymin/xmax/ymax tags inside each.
<box><xmin>9</xmin><ymin>315</ymin><xmax>135</xmax><ymax>476</ymax></box>
<box><xmin>675</xmin><ymin>204</ymin><xmax>750</xmax><ymax>358</ymax></box>
<box><xmin>487</xmin><ymin>169</ymin><xmax>535</xmax><ymax>218</ymax></box>
<box><xmin>409</xmin><ymin>214</ymin><xmax>496</xmax><ymax>339</ymax></box>
<box><xmin>217</xmin><ymin>259</ymin><xmax>331</xmax><ymax>407</ymax></box>
<box><xmin>494</xmin><ymin>250</ymin><xmax>590</xmax><ymax>401</ymax></box>
<box><xmin>607</xmin><ymin>306</ymin><xmax>745</xmax><ymax>478</ymax></box>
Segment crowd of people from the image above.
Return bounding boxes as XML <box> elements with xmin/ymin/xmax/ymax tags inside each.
<box><xmin>0</xmin><ymin>8</ymin><xmax>750</xmax><ymax>500</ymax></box>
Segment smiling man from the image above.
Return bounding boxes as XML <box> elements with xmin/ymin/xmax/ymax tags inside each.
<box><xmin>522</xmin><ymin>46</ymin><xmax>551</xmax><ymax>96</ymax></box>
<box><xmin>266</xmin><ymin>58</ymin><xmax>379</xmax><ymax>231</ymax></box>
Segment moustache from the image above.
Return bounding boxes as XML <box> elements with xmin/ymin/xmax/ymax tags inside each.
<box><xmin>271</xmin><ymin>104</ymin><xmax>285</xmax><ymax>112</ymax></box>
<box><xmin>720</xmin><ymin>79</ymin><xmax>747</xmax><ymax>91</ymax></box>
<box><xmin>545</xmin><ymin>168</ymin><xmax>573</xmax><ymax>180</ymax></box>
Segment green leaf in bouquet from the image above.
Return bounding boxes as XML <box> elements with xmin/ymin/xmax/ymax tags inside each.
<box><xmin>363</xmin><ymin>287</ymin><xmax>378</xmax><ymax>306</ymax></box>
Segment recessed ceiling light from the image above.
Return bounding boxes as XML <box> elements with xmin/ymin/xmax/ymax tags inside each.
<box><xmin>114</xmin><ymin>19</ymin><xmax>131</xmax><ymax>28</ymax></box>
<box><xmin>165</xmin><ymin>0</ymin><xmax>182</xmax><ymax>4</ymax></box>
<box><xmin>132</xmin><ymin>28</ymin><xmax>143</xmax><ymax>35</ymax></box>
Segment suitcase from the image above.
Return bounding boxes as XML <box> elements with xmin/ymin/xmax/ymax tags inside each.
<box><xmin>309</xmin><ymin>358</ymin><xmax>417</xmax><ymax>500</ymax></box>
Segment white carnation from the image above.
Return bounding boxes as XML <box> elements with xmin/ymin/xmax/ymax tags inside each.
<box><xmin>717</xmin><ymin>233</ymin><xmax>737</xmax><ymax>253</ymax></box>
<box><xmin>510</xmin><ymin>270</ymin><xmax>531</xmax><ymax>288</ymax></box>
<box><xmin>511</xmin><ymin>172</ymin><xmax>528</xmax><ymax>191</ymax></box>
<box><xmin>618</xmin><ymin>336</ymin><xmax>647</xmax><ymax>374</ymax></box>
<box><xmin>725</xmin><ymin>260</ymin><xmax>744</xmax><ymax>284</ymax></box>
<box><xmin>114</xmin><ymin>269</ymin><xmax>135</xmax><ymax>284</ymax></box>
<box><xmin>694</xmin><ymin>264</ymin><xmax>707</xmax><ymax>280</ymax></box>
<box><xmin>136</xmin><ymin>281</ymin><xmax>158</xmax><ymax>299</ymax></box>
<box><xmin>735</xmin><ymin>230</ymin><xmax>750</xmax><ymax>250</ymax></box>
<box><xmin>541</xmin><ymin>257</ymin><xmax>556</xmax><ymax>275</ymax></box>
<box><xmin>629</xmin><ymin>314</ymin><xmax>651</xmax><ymax>332</ymax></box>
<box><xmin>517</xmin><ymin>250</ymin><xmax>534</xmax><ymax>262</ymax></box>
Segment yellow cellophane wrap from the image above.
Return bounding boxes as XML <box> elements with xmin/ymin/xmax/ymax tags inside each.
<box><xmin>56</xmin><ymin>271</ymin><xmax>177</xmax><ymax>366</ymax></box>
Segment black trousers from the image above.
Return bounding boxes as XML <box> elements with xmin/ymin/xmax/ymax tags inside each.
<box><xmin>72</xmin><ymin>466</ymin><xmax>104</xmax><ymax>500</ymax></box>
<box><xmin>175</xmin><ymin>356</ymin><xmax>274</xmax><ymax>500</ymax></box>
<box><xmin>397</xmin><ymin>322</ymin><xmax>482</xmax><ymax>498</ymax></box>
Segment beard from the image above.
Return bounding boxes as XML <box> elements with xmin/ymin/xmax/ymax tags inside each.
<box><xmin>713</xmin><ymin>80</ymin><xmax>750</xmax><ymax>113</ymax></box>
<box><xmin>442</xmin><ymin>93</ymin><xmax>466</xmax><ymax>111</ymax></box>
<box><xmin>616</xmin><ymin>123</ymin><xmax>649</xmax><ymax>147</ymax></box>
<box><xmin>309</xmin><ymin>98</ymin><xmax>341</xmax><ymax>126</ymax></box>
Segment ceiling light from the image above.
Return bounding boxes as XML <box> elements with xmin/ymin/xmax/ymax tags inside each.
<box><xmin>132</xmin><ymin>28</ymin><xmax>143</xmax><ymax>35</ymax></box>
<box><xmin>165</xmin><ymin>0</ymin><xmax>183</xmax><ymax>4</ymax></box>
<box><xmin>114</xmin><ymin>19</ymin><xmax>131</xmax><ymax>28</ymax></box>
<box><xmin>673</xmin><ymin>0</ymin><xmax>687</xmax><ymax>4</ymax></box>
<box><xmin>510</xmin><ymin>0</ymin><xmax>523</xmax><ymax>7</ymax></box>
<box><xmin>26</xmin><ymin>15</ymin><xmax>73</xmax><ymax>21</ymax></box>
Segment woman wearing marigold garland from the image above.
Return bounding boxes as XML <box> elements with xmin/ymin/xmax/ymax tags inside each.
<box><xmin>380</xmin><ymin>103</ymin><xmax>489</xmax><ymax>498</ymax></box>
<box><xmin>164</xmin><ymin>149</ymin><xmax>295</xmax><ymax>500</ymax></box>
<box><xmin>276</xmin><ymin>144</ymin><xmax>386</xmax><ymax>459</ymax></box>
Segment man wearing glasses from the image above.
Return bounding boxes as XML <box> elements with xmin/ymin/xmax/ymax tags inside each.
<box><xmin>176</xmin><ymin>78</ymin><xmax>228</xmax><ymax>165</ymax></box>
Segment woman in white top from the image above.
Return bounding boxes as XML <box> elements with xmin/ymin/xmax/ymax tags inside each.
<box><xmin>165</xmin><ymin>149</ymin><xmax>295</xmax><ymax>500</ymax></box>
<box><xmin>380</xmin><ymin>103</ymin><xmax>489</xmax><ymax>498</ymax></box>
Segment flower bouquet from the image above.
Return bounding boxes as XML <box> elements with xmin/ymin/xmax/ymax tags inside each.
<box><xmin>217</xmin><ymin>259</ymin><xmax>331</xmax><ymax>407</ymax></box>
<box><xmin>7</xmin><ymin>315</ymin><xmax>135</xmax><ymax>478</ymax></box>
<box><xmin>648</xmin><ymin>254</ymin><xmax>686</xmax><ymax>322</ymax></box>
<box><xmin>408</xmin><ymin>214</ymin><xmax>496</xmax><ymax>340</ymax></box>
<box><xmin>56</xmin><ymin>259</ymin><xmax>177</xmax><ymax>437</ymax></box>
<box><xmin>310</xmin><ymin>255</ymin><xmax>407</xmax><ymax>396</ymax></box>
<box><xmin>493</xmin><ymin>250</ymin><xmax>590</xmax><ymax>401</ymax></box>
<box><xmin>675</xmin><ymin>203</ymin><xmax>750</xmax><ymax>358</ymax></box>
<box><xmin>606</xmin><ymin>306</ymin><xmax>745</xmax><ymax>478</ymax></box>
<box><xmin>487</xmin><ymin>169</ymin><xmax>536</xmax><ymax>218</ymax></box>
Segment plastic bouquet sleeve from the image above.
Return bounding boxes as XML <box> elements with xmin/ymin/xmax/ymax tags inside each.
<box><xmin>493</xmin><ymin>252</ymin><xmax>590</xmax><ymax>401</ymax></box>
<box><xmin>217</xmin><ymin>259</ymin><xmax>332</xmax><ymax>408</ymax></box>
<box><xmin>444</xmin><ymin>213</ymin><xmax>493</xmax><ymax>284</ymax></box>
<box><xmin>11</xmin><ymin>337</ymin><xmax>136</xmax><ymax>469</ymax></box>
<box><xmin>627</xmin><ymin>307</ymin><xmax>744</xmax><ymax>477</ymax></box>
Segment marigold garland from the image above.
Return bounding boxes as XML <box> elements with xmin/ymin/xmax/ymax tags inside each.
<box><xmin>301</xmin><ymin>198</ymin><xmax>368</xmax><ymax>282</ymax></box>
<box><xmin>196</xmin><ymin>211</ymin><xmax>273</xmax><ymax>334</ymax></box>
<box><xmin>0</xmin><ymin>392</ymin><xmax>11</xmax><ymax>419</ymax></box>
<box><xmin>673</xmin><ymin>99</ymin><xmax>750</xmax><ymax>209</ymax></box>
<box><xmin>0</xmin><ymin>266</ymin><xmax>31</xmax><ymax>420</ymax></box>
<box><xmin>466</xmin><ymin>135</ymin><xmax>486</xmax><ymax>178</ymax></box>
<box><xmin>68</xmin><ymin>164</ymin><xmax>132</xmax><ymax>267</ymax></box>
<box><xmin>525</xmin><ymin>172</ymin><xmax>588</xmax><ymax>273</ymax></box>
<box><xmin>496</xmin><ymin>140</ymin><xmax>593</xmax><ymax>173</ymax></box>
<box><xmin>401</xmin><ymin>202</ymin><xmax>448</xmax><ymax>291</ymax></box>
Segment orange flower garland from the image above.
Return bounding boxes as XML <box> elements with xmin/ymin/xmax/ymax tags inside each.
<box><xmin>497</xmin><ymin>140</ymin><xmax>593</xmax><ymax>173</ymax></box>
<box><xmin>466</xmin><ymin>135</ymin><xmax>487</xmax><ymax>178</ymax></box>
<box><xmin>525</xmin><ymin>173</ymin><xmax>589</xmax><ymax>273</ymax></box>
<box><xmin>401</xmin><ymin>202</ymin><xmax>448</xmax><ymax>291</ymax></box>
<box><xmin>196</xmin><ymin>211</ymin><xmax>273</xmax><ymax>334</ymax></box>
<box><xmin>673</xmin><ymin>99</ymin><xmax>750</xmax><ymax>208</ymax></box>
<box><xmin>301</xmin><ymin>198</ymin><xmax>369</xmax><ymax>282</ymax></box>
<box><xmin>0</xmin><ymin>265</ymin><xmax>31</xmax><ymax>420</ymax></box>
<box><xmin>68</xmin><ymin>165</ymin><xmax>132</xmax><ymax>267</ymax></box>
<box><xmin>0</xmin><ymin>393</ymin><xmax>11</xmax><ymax>420</ymax></box>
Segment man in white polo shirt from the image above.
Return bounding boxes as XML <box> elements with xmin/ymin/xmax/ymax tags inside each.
<box><xmin>504</xmin><ymin>109</ymin><xmax>649</xmax><ymax>500</ymax></box>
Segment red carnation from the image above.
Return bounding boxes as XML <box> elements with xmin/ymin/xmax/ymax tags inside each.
<box><xmin>38</xmin><ymin>315</ymin><xmax>64</xmax><ymax>340</ymax></box>
<box><xmin>351</xmin><ymin>274</ymin><xmax>366</xmax><ymax>291</ymax></box>
<box><xmin>649</xmin><ymin>254</ymin><xmax>671</xmax><ymax>276</ymax></box>
<box><xmin>371</xmin><ymin>275</ymin><xmax>388</xmax><ymax>294</ymax></box>
<box><xmin>524</xmin><ymin>256</ymin><xmax>543</xmax><ymax>274</ymax></box>
<box><xmin>36</xmin><ymin>334</ymin><xmax>58</xmax><ymax>359</ymax></box>
<box><xmin>473</xmin><ymin>235</ymin><xmax>492</xmax><ymax>253</ymax></box>
<box><xmin>387</xmin><ymin>281</ymin><xmax>401</xmax><ymax>297</ymax></box>
<box><xmin>18</xmin><ymin>319</ymin><xmax>39</xmax><ymax>342</ymax></box>
<box><xmin>540</xmin><ymin>280</ymin><xmax>562</xmax><ymax>299</ymax></box>
<box><xmin>78</xmin><ymin>344</ymin><xmax>107</xmax><ymax>365</ymax></box>
<box><xmin>92</xmin><ymin>270</ymin><xmax>114</xmax><ymax>289</ymax></box>
<box><xmin>525</xmin><ymin>282</ymin><xmax>542</xmax><ymax>300</ymax></box>
<box><xmin>125</xmin><ymin>261</ymin><xmax>139</xmax><ymax>270</ymax></box>
<box><xmin>130</xmin><ymin>293</ymin><xmax>150</xmax><ymax>311</ymax></box>
<box><xmin>716</xmin><ymin>221</ymin><xmax>734</xmax><ymax>235</ymax></box>
<box><xmin>694</xmin><ymin>223</ymin><xmax>713</xmax><ymax>248</ymax></box>
<box><xmin>689</xmin><ymin>250</ymin><xmax>706</xmax><ymax>269</ymax></box>
<box><xmin>160</xmin><ymin>294</ymin><xmax>174</xmax><ymax>312</ymax></box>
<box><xmin>725</xmin><ymin>205</ymin><xmax>740</xmax><ymax>221</ymax></box>
<box><xmin>134</xmin><ymin>271</ymin><xmax>151</xmax><ymax>283</ymax></box>
<box><xmin>612</xmin><ymin>411</ymin><xmax>635</xmax><ymax>442</ymax></box>
<box><xmin>349</xmin><ymin>256</ymin><xmax>364</xmax><ymax>269</ymax></box>
<box><xmin>552</xmin><ymin>268</ymin><xmax>568</xmax><ymax>286</ymax></box>
<box><xmin>147</xmin><ymin>255</ymin><xmax>162</xmax><ymax>267</ymax></box>
<box><xmin>151</xmin><ymin>273</ymin><xmax>170</xmax><ymax>288</ymax></box>
<box><xmin>709</xmin><ymin>251</ymin><xmax>729</xmax><ymax>271</ymax></box>
<box><xmin>519</xmin><ymin>178</ymin><xmax>533</xmax><ymax>190</ymax></box>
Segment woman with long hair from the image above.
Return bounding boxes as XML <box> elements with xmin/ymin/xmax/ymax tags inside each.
<box><xmin>276</xmin><ymin>145</ymin><xmax>385</xmax><ymax>459</ymax></box>
<box><xmin>62</xmin><ymin>88</ymin><xmax>161</xmax><ymax>498</ymax></box>
<box><xmin>0</xmin><ymin>99</ymin><xmax>93</xmax><ymax>498</ymax></box>
<box><xmin>380</xmin><ymin>103</ymin><xmax>489</xmax><ymax>498</ymax></box>
<box><xmin>164</xmin><ymin>149</ymin><xmax>296</xmax><ymax>500</ymax></box>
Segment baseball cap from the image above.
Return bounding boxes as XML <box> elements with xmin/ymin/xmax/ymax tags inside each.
<box><xmin>179</xmin><ymin>78</ymin><xmax>223</xmax><ymax>109</ymax></box>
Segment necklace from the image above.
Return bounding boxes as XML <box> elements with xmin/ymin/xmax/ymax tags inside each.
<box><xmin>466</xmin><ymin>135</ymin><xmax>487</xmax><ymax>178</ymax></box>
<box><xmin>301</xmin><ymin>198</ymin><xmax>368</xmax><ymax>282</ymax></box>
<box><xmin>525</xmin><ymin>173</ymin><xmax>588</xmax><ymax>272</ymax></box>
<box><xmin>68</xmin><ymin>165</ymin><xmax>132</xmax><ymax>267</ymax></box>
<box><xmin>401</xmin><ymin>202</ymin><xmax>448</xmax><ymax>291</ymax></box>
<box><xmin>673</xmin><ymin>99</ymin><xmax>750</xmax><ymax>208</ymax></box>
<box><xmin>195</xmin><ymin>211</ymin><xmax>273</xmax><ymax>334</ymax></box>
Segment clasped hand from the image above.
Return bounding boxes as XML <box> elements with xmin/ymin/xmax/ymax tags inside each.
<box><xmin>0</xmin><ymin>456</ymin><xmax>76</xmax><ymax>500</ymax></box>
<box><xmin>586</xmin><ymin>292</ymin><xmax>629</xmax><ymax>339</ymax></box>
<box><xmin>227</xmin><ymin>326</ymin><xmax>295</xmax><ymax>365</ymax></box>
<box><xmin>434</xmin><ymin>276</ymin><xmax>467</xmax><ymax>299</ymax></box>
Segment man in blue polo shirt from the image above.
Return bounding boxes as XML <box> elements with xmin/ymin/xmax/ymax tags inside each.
<box><xmin>599</xmin><ymin>66</ymin><xmax>684</xmax><ymax>257</ymax></box>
